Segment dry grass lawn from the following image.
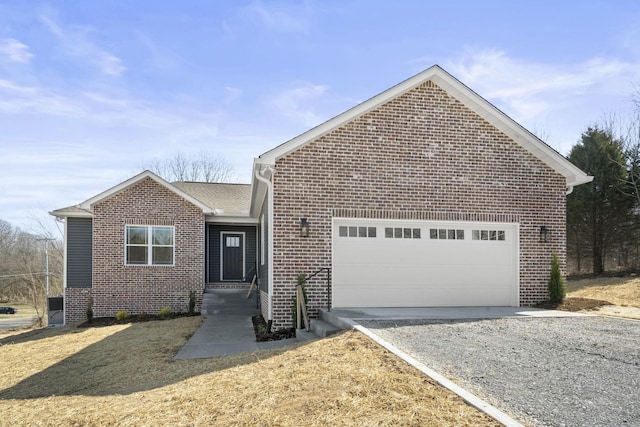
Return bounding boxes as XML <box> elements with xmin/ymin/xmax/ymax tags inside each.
<box><xmin>567</xmin><ymin>275</ymin><xmax>640</xmax><ymax>319</ymax></box>
<box><xmin>567</xmin><ymin>276</ymin><xmax>640</xmax><ymax>307</ymax></box>
<box><xmin>0</xmin><ymin>317</ymin><xmax>498</xmax><ymax>426</ymax></box>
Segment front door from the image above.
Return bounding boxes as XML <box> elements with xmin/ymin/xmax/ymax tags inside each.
<box><xmin>222</xmin><ymin>233</ymin><xmax>244</xmax><ymax>281</ymax></box>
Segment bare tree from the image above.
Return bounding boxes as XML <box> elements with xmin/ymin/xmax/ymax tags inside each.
<box><xmin>0</xmin><ymin>219</ymin><xmax>63</xmax><ymax>326</ymax></box>
<box><xmin>142</xmin><ymin>150</ymin><xmax>235</xmax><ymax>183</ymax></box>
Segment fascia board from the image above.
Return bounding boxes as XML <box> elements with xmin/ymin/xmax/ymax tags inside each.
<box><xmin>78</xmin><ymin>170</ymin><xmax>215</xmax><ymax>214</ymax></box>
<box><xmin>205</xmin><ymin>214</ymin><xmax>258</xmax><ymax>225</ymax></box>
<box><xmin>259</xmin><ymin>64</ymin><xmax>591</xmax><ymax>189</ymax></box>
<box><xmin>49</xmin><ymin>208</ymin><xmax>93</xmax><ymax>219</ymax></box>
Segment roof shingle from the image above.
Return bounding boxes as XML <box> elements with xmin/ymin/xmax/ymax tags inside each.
<box><xmin>172</xmin><ymin>182</ymin><xmax>250</xmax><ymax>214</ymax></box>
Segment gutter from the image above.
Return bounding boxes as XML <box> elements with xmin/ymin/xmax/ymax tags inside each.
<box><xmin>254</xmin><ymin>163</ymin><xmax>274</xmax><ymax>330</ymax></box>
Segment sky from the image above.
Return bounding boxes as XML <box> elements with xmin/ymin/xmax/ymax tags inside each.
<box><xmin>1</xmin><ymin>0</ymin><xmax>640</xmax><ymax>235</ymax></box>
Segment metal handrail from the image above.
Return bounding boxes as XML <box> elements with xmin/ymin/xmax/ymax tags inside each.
<box><xmin>241</xmin><ymin>265</ymin><xmax>257</xmax><ymax>283</ymax></box>
<box><xmin>298</xmin><ymin>267</ymin><xmax>332</xmax><ymax>312</ymax></box>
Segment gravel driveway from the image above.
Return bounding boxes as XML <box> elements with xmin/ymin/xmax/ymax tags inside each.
<box><xmin>359</xmin><ymin>316</ymin><xmax>640</xmax><ymax>427</ymax></box>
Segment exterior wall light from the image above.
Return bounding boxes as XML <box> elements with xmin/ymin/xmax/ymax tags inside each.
<box><xmin>300</xmin><ymin>218</ymin><xmax>309</xmax><ymax>237</ymax></box>
<box><xmin>540</xmin><ymin>226</ymin><xmax>549</xmax><ymax>243</ymax></box>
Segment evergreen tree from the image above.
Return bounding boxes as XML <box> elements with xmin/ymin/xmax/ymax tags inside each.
<box><xmin>548</xmin><ymin>254</ymin><xmax>566</xmax><ymax>302</ymax></box>
<box><xmin>567</xmin><ymin>127</ymin><xmax>634</xmax><ymax>274</ymax></box>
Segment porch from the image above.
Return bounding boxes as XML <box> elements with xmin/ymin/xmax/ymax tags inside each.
<box><xmin>206</xmin><ymin>224</ymin><xmax>257</xmax><ymax>284</ymax></box>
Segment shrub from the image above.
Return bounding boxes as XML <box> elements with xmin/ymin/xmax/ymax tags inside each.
<box><xmin>86</xmin><ymin>297</ymin><xmax>94</xmax><ymax>324</ymax></box>
<box><xmin>188</xmin><ymin>290</ymin><xmax>196</xmax><ymax>315</ymax></box>
<box><xmin>138</xmin><ymin>311</ymin><xmax>148</xmax><ymax>320</ymax></box>
<box><xmin>157</xmin><ymin>306</ymin><xmax>172</xmax><ymax>318</ymax></box>
<box><xmin>115</xmin><ymin>310</ymin><xmax>130</xmax><ymax>321</ymax></box>
<box><xmin>548</xmin><ymin>253</ymin><xmax>566</xmax><ymax>303</ymax></box>
<box><xmin>296</xmin><ymin>273</ymin><xmax>307</xmax><ymax>286</ymax></box>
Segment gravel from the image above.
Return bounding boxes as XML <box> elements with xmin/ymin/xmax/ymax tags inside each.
<box><xmin>359</xmin><ymin>317</ymin><xmax>640</xmax><ymax>427</ymax></box>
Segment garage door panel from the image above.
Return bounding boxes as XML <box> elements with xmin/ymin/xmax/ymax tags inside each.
<box><xmin>333</xmin><ymin>219</ymin><xmax>518</xmax><ymax>308</ymax></box>
<box><xmin>333</xmin><ymin>285</ymin><xmax>513</xmax><ymax>307</ymax></box>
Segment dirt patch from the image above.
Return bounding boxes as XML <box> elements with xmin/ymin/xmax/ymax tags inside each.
<box><xmin>535</xmin><ymin>297</ymin><xmax>612</xmax><ymax>312</ymax></box>
<box><xmin>77</xmin><ymin>312</ymin><xmax>199</xmax><ymax>328</ymax></box>
<box><xmin>252</xmin><ymin>314</ymin><xmax>296</xmax><ymax>341</ymax></box>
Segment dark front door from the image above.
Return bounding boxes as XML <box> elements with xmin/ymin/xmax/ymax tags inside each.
<box><xmin>222</xmin><ymin>233</ymin><xmax>244</xmax><ymax>281</ymax></box>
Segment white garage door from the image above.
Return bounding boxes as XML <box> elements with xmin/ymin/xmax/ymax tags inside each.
<box><xmin>332</xmin><ymin>219</ymin><xmax>519</xmax><ymax>308</ymax></box>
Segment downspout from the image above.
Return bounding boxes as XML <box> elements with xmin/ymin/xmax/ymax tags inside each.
<box><xmin>60</xmin><ymin>217</ymin><xmax>68</xmax><ymax>325</ymax></box>
<box><xmin>254</xmin><ymin>164</ymin><xmax>274</xmax><ymax>332</ymax></box>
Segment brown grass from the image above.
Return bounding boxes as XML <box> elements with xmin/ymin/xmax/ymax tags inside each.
<box><xmin>567</xmin><ymin>276</ymin><xmax>640</xmax><ymax>307</ymax></box>
<box><xmin>0</xmin><ymin>317</ymin><xmax>499</xmax><ymax>426</ymax></box>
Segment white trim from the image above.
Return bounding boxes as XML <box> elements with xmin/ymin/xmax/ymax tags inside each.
<box><xmin>205</xmin><ymin>214</ymin><xmax>258</xmax><ymax>225</ymax></box>
<box><xmin>62</xmin><ymin>218</ymin><xmax>68</xmax><ymax>326</ymax></box>
<box><xmin>220</xmin><ymin>231</ymin><xmax>246</xmax><ymax>281</ymax></box>
<box><xmin>124</xmin><ymin>225</ymin><xmax>175</xmax><ymax>267</ymax></box>
<box><xmin>260</xmin><ymin>214</ymin><xmax>265</xmax><ymax>266</ymax></box>
<box><xmin>205</xmin><ymin>225</ymin><xmax>210</xmax><ymax>283</ymax></box>
<box><xmin>257</xmin><ymin>65</ymin><xmax>591</xmax><ymax>189</ymax></box>
<box><xmin>254</xmin><ymin>164</ymin><xmax>274</xmax><ymax>322</ymax></box>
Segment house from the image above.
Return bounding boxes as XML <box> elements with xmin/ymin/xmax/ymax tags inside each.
<box><xmin>51</xmin><ymin>65</ymin><xmax>592</xmax><ymax>327</ymax></box>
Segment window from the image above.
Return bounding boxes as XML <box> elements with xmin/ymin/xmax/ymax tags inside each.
<box><xmin>472</xmin><ymin>229</ymin><xmax>506</xmax><ymax>241</ymax></box>
<box><xmin>385</xmin><ymin>227</ymin><xmax>421</xmax><ymax>239</ymax></box>
<box><xmin>226</xmin><ymin>236</ymin><xmax>240</xmax><ymax>247</ymax></box>
<box><xmin>125</xmin><ymin>226</ymin><xmax>174</xmax><ymax>266</ymax></box>
<box><xmin>339</xmin><ymin>225</ymin><xmax>377</xmax><ymax>238</ymax></box>
<box><xmin>430</xmin><ymin>229</ymin><xmax>464</xmax><ymax>240</ymax></box>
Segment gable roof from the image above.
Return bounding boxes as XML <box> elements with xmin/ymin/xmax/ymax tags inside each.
<box><xmin>256</xmin><ymin>64</ymin><xmax>592</xmax><ymax>190</ymax></box>
<box><xmin>172</xmin><ymin>182</ymin><xmax>250</xmax><ymax>215</ymax></box>
<box><xmin>80</xmin><ymin>170</ymin><xmax>214</xmax><ymax>212</ymax></box>
<box><xmin>50</xmin><ymin>170</ymin><xmax>216</xmax><ymax>218</ymax></box>
<box><xmin>50</xmin><ymin>171</ymin><xmax>255</xmax><ymax>219</ymax></box>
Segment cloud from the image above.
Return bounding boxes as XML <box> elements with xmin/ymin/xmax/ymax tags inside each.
<box><xmin>442</xmin><ymin>49</ymin><xmax>640</xmax><ymax>122</ymax></box>
<box><xmin>224</xmin><ymin>1</ymin><xmax>313</xmax><ymax>35</ymax></box>
<box><xmin>224</xmin><ymin>86</ymin><xmax>243</xmax><ymax>103</ymax></box>
<box><xmin>0</xmin><ymin>79</ymin><xmax>201</xmax><ymax>129</ymax></box>
<box><xmin>0</xmin><ymin>38</ymin><xmax>34</xmax><ymax>63</ymax></box>
<box><xmin>270</xmin><ymin>82</ymin><xmax>329</xmax><ymax>126</ymax></box>
<box><xmin>247</xmin><ymin>1</ymin><xmax>310</xmax><ymax>33</ymax></box>
<box><xmin>39</xmin><ymin>14</ymin><xmax>126</xmax><ymax>77</ymax></box>
<box><xmin>405</xmin><ymin>48</ymin><xmax>640</xmax><ymax>154</ymax></box>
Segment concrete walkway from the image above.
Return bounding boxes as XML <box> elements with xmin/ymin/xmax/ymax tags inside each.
<box><xmin>174</xmin><ymin>288</ymin><xmax>317</xmax><ymax>360</ymax></box>
<box><xmin>326</xmin><ymin>305</ymin><xmax>589</xmax><ymax>322</ymax></box>
<box><xmin>174</xmin><ymin>292</ymin><xmax>587</xmax><ymax>360</ymax></box>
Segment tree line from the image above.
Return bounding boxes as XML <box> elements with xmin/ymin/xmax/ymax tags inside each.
<box><xmin>0</xmin><ymin>219</ymin><xmax>63</xmax><ymax>325</ymax></box>
<box><xmin>566</xmin><ymin>97</ymin><xmax>640</xmax><ymax>275</ymax></box>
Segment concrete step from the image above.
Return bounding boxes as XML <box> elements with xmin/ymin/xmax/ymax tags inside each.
<box><xmin>309</xmin><ymin>318</ymin><xmax>341</xmax><ymax>338</ymax></box>
<box><xmin>200</xmin><ymin>288</ymin><xmax>259</xmax><ymax>316</ymax></box>
<box><xmin>319</xmin><ymin>309</ymin><xmax>354</xmax><ymax>330</ymax></box>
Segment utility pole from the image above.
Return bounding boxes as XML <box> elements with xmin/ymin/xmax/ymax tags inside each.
<box><xmin>37</xmin><ymin>238</ymin><xmax>55</xmax><ymax>298</ymax></box>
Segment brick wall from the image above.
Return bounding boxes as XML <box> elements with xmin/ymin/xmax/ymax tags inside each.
<box><xmin>65</xmin><ymin>178</ymin><xmax>204</xmax><ymax>322</ymax></box>
<box><xmin>65</xmin><ymin>287</ymin><xmax>93</xmax><ymax>323</ymax></box>
<box><xmin>269</xmin><ymin>80</ymin><xmax>566</xmax><ymax>329</ymax></box>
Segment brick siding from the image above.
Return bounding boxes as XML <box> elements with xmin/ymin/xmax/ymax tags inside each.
<box><xmin>268</xmin><ymin>80</ymin><xmax>566</xmax><ymax>329</ymax></box>
<box><xmin>64</xmin><ymin>178</ymin><xmax>204</xmax><ymax>323</ymax></box>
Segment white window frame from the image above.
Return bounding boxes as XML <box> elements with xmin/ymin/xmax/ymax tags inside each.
<box><xmin>124</xmin><ymin>225</ymin><xmax>175</xmax><ymax>266</ymax></box>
